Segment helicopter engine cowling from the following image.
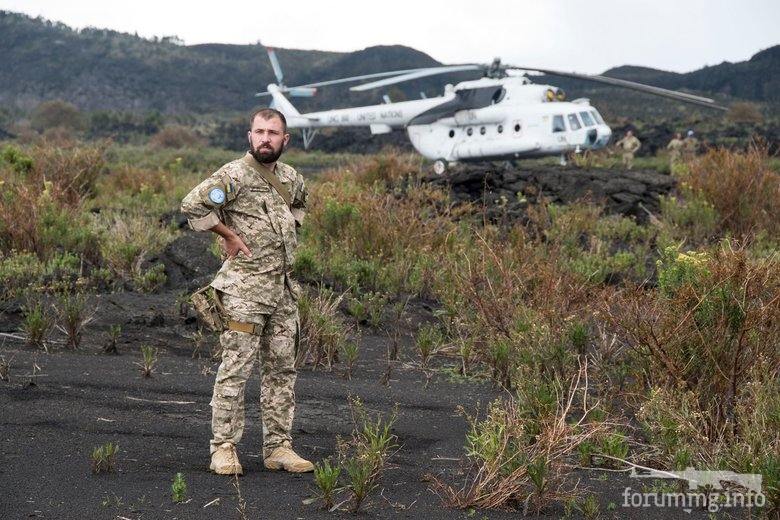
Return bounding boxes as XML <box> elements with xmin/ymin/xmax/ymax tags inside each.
<box><xmin>451</xmin><ymin>109</ymin><xmax>506</xmax><ymax>126</ymax></box>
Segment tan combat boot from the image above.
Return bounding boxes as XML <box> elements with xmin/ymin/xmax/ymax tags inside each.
<box><xmin>210</xmin><ymin>443</ymin><xmax>243</xmax><ymax>475</ymax></box>
<box><xmin>264</xmin><ymin>446</ymin><xmax>314</xmax><ymax>473</ymax></box>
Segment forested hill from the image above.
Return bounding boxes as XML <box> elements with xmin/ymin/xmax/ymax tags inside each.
<box><xmin>1</xmin><ymin>10</ymin><xmax>777</xmax><ymax>116</ymax></box>
<box><xmin>0</xmin><ymin>11</ymin><xmax>441</xmax><ymax>114</ymax></box>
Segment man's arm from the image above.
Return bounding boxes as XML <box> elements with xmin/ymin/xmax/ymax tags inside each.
<box><xmin>291</xmin><ymin>173</ymin><xmax>308</xmax><ymax>227</ymax></box>
<box><xmin>180</xmin><ymin>167</ymin><xmax>252</xmax><ymax>258</ymax></box>
<box><xmin>210</xmin><ymin>222</ymin><xmax>252</xmax><ymax>259</ymax></box>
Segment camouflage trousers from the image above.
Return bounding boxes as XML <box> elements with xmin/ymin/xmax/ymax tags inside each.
<box><xmin>622</xmin><ymin>152</ymin><xmax>635</xmax><ymax>170</ymax></box>
<box><xmin>209</xmin><ymin>278</ymin><xmax>299</xmax><ymax>458</ymax></box>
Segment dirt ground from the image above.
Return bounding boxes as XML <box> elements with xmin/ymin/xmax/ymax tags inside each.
<box><xmin>0</xmin><ymin>234</ymin><xmax>738</xmax><ymax>520</ymax></box>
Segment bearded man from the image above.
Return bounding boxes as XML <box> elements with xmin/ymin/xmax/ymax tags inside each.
<box><xmin>180</xmin><ymin>108</ymin><xmax>312</xmax><ymax>475</ymax></box>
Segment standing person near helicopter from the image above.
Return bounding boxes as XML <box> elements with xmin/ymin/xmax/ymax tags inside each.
<box><xmin>615</xmin><ymin>129</ymin><xmax>642</xmax><ymax>170</ymax></box>
<box><xmin>682</xmin><ymin>129</ymin><xmax>699</xmax><ymax>161</ymax></box>
<box><xmin>666</xmin><ymin>132</ymin><xmax>684</xmax><ymax>169</ymax></box>
<box><xmin>180</xmin><ymin>107</ymin><xmax>313</xmax><ymax>476</ymax></box>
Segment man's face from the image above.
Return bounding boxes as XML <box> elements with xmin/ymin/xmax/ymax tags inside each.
<box><xmin>247</xmin><ymin>116</ymin><xmax>290</xmax><ymax>164</ymax></box>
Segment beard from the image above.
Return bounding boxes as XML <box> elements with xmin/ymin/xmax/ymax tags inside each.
<box><xmin>250</xmin><ymin>142</ymin><xmax>284</xmax><ymax>164</ymax></box>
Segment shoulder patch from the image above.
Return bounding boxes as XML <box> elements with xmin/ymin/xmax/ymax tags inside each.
<box><xmin>208</xmin><ymin>187</ymin><xmax>226</xmax><ymax>204</ymax></box>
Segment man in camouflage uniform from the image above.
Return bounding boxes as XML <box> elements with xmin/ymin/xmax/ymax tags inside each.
<box><xmin>666</xmin><ymin>132</ymin><xmax>684</xmax><ymax>169</ymax></box>
<box><xmin>615</xmin><ymin>129</ymin><xmax>642</xmax><ymax>170</ymax></box>
<box><xmin>180</xmin><ymin>108</ymin><xmax>313</xmax><ymax>475</ymax></box>
<box><xmin>682</xmin><ymin>129</ymin><xmax>699</xmax><ymax>161</ymax></box>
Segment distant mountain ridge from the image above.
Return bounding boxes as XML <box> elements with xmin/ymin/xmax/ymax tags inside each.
<box><xmin>1</xmin><ymin>10</ymin><xmax>777</xmax><ymax>116</ymax></box>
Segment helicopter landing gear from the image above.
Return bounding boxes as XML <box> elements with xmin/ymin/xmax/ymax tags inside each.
<box><xmin>559</xmin><ymin>154</ymin><xmax>567</xmax><ymax>166</ymax></box>
<box><xmin>433</xmin><ymin>159</ymin><xmax>448</xmax><ymax>175</ymax></box>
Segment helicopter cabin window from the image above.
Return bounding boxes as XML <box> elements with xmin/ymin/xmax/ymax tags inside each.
<box><xmin>567</xmin><ymin>114</ymin><xmax>582</xmax><ymax>130</ymax></box>
<box><xmin>579</xmin><ymin>111</ymin><xmax>595</xmax><ymax>127</ymax></box>
<box><xmin>449</xmin><ymin>129</ymin><xmax>455</xmax><ymax>138</ymax></box>
<box><xmin>467</xmin><ymin>127</ymin><xmax>473</xmax><ymax>137</ymax></box>
<box><xmin>514</xmin><ymin>123</ymin><xmax>521</xmax><ymax>132</ymax></box>
<box><xmin>498</xmin><ymin>125</ymin><xmax>504</xmax><ymax>133</ymax></box>
<box><xmin>590</xmin><ymin>110</ymin><xmax>605</xmax><ymax>125</ymax></box>
<box><xmin>552</xmin><ymin>115</ymin><xmax>566</xmax><ymax>133</ymax></box>
<box><xmin>480</xmin><ymin>126</ymin><xmax>486</xmax><ymax>135</ymax></box>
<box><xmin>491</xmin><ymin>87</ymin><xmax>506</xmax><ymax>105</ymax></box>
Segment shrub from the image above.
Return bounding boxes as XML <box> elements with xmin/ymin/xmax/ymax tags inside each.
<box><xmin>133</xmin><ymin>263</ymin><xmax>167</xmax><ymax>293</ymax></box>
<box><xmin>726</xmin><ymin>102</ymin><xmax>764</xmax><ymax>124</ymax></box>
<box><xmin>357</xmin><ymin>152</ymin><xmax>415</xmax><ymax>186</ymax></box>
<box><xmin>313</xmin><ymin>458</ymin><xmax>341</xmax><ymax>510</ymax></box>
<box><xmin>91</xmin><ymin>442</ymin><xmax>119</xmax><ymax>474</ymax></box>
<box><xmin>309</xmin><ymin>397</ymin><xmax>397</xmax><ymax>513</ymax></box>
<box><xmin>342</xmin><ymin>398</ymin><xmax>398</xmax><ymax>512</ymax></box>
<box><xmin>292</xmin><ymin>245</ymin><xmax>320</xmax><ymax>280</ymax></box>
<box><xmin>149</xmin><ymin>125</ymin><xmax>205</xmax><ymax>149</ymax></box>
<box><xmin>104</xmin><ymin>324</ymin><xmax>121</xmax><ymax>355</ymax></box>
<box><xmin>340</xmin><ymin>341</ymin><xmax>359</xmax><ymax>380</ymax></box>
<box><xmin>31</xmin><ymin>100</ymin><xmax>85</xmax><ymax>133</ymax></box>
<box><xmin>606</xmin><ymin>244</ymin><xmax>779</xmax><ymax>507</ymax></box>
<box><xmin>297</xmin><ymin>289</ymin><xmax>349</xmax><ymax>369</ymax></box>
<box><xmin>659</xmin><ymin>193</ymin><xmax>719</xmax><ymax>245</ymax></box>
<box><xmin>55</xmin><ymin>292</ymin><xmax>94</xmax><ymax>349</ymax></box>
<box><xmin>683</xmin><ymin>146</ymin><xmax>779</xmax><ymax>239</ymax></box>
<box><xmin>171</xmin><ymin>472</ymin><xmax>187</xmax><ymax>503</ymax></box>
<box><xmin>95</xmin><ymin>212</ymin><xmax>176</xmax><ymax>283</ymax></box>
<box><xmin>0</xmin><ymin>144</ymin><xmax>104</xmax><ymax>261</ymax></box>
<box><xmin>21</xmin><ymin>297</ymin><xmax>54</xmax><ymax>351</ymax></box>
<box><xmin>431</xmin><ymin>365</ymin><xmax>606</xmax><ymax>513</ymax></box>
<box><xmin>0</xmin><ymin>252</ymin><xmax>86</xmax><ymax>301</ymax></box>
<box><xmin>0</xmin><ymin>144</ymin><xmax>33</xmax><ymax>175</ymax></box>
<box><xmin>137</xmin><ymin>345</ymin><xmax>158</xmax><ymax>378</ymax></box>
<box><xmin>416</xmin><ymin>322</ymin><xmax>444</xmax><ymax>369</ymax></box>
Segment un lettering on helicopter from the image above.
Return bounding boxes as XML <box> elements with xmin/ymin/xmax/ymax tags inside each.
<box><xmin>257</xmin><ymin>49</ymin><xmax>726</xmax><ymax>174</ymax></box>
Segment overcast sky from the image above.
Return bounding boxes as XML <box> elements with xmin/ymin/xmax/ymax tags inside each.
<box><xmin>2</xmin><ymin>0</ymin><xmax>778</xmax><ymax>74</ymax></box>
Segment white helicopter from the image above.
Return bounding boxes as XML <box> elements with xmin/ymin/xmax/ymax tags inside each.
<box><xmin>256</xmin><ymin>49</ymin><xmax>726</xmax><ymax>173</ymax></box>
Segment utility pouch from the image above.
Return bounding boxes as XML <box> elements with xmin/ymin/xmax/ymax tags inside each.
<box><xmin>190</xmin><ymin>286</ymin><xmax>226</xmax><ymax>332</ymax></box>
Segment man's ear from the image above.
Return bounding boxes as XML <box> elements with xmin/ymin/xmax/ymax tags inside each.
<box><xmin>247</xmin><ymin>131</ymin><xmax>252</xmax><ymax>148</ymax></box>
<box><xmin>283</xmin><ymin>133</ymin><xmax>291</xmax><ymax>149</ymax></box>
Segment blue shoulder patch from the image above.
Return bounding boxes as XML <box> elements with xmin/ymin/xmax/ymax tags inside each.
<box><xmin>208</xmin><ymin>187</ymin><xmax>226</xmax><ymax>204</ymax></box>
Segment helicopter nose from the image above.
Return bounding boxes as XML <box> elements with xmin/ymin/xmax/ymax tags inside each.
<box><xmin>586</xmin><ymin>129</ymin><xmax>598</xmax><ymax>146</ymax></box>
<box><xmin>593</xmin><ymin>126</ymin><xmax>612</xmax><ymax>148</ymax></box>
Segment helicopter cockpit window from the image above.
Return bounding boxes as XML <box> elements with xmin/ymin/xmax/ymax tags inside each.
<box><xmin>591</xmin><ymin>110</ymin><xmax>605</xmax><ymax>125</ymax></box>
<box><xmin>467</xmin><ymin>127</ymin><xmax>473</xmax><ymax>136</ymax></box>
<box><xmin>567</xmin><ymin>114</ymin><xmax>582</xmax><ymax>131</ymax></box>
<box><xmin>552</xmin><ymin>115</ymin><xmax>566</xmax><ymax>133</ymax></box>
<box><xmin>579</xmin><ymin>111</ymin><xmax>595</xmax><ymax>127</ymax></box>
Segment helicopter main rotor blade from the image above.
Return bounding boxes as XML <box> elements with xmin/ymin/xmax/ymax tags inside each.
<box><xmin>255</xmin><ymin>67</ymin><xmax>450</xmax><ymax>97</ymax></box>
<box><xmin>510</xmin><ymin>66</ymin><xmax>727</xmax><ymax>110</ymax></box>
<box><xmin>267</xmin><ymin>47</ymin><xmax>285</xmax><ymax>85</ymax></box>
<box><xmin>349</xmin><ymin>65</ymin><xmax>483</xmax><ymax>91</ymax></box>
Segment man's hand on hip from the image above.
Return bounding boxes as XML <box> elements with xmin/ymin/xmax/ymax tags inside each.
<box><xmin>209</xmin><ymin>222</ymin><xmax>253</xmax><ymax>259</ymax></box>
<box><xmin>223</xmin><ymin>235</ymin><xmax>252</xmax><ymax>259</ymax></box>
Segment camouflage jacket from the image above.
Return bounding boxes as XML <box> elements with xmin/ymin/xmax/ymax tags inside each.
<box><xmin>683</xmin><ymin>137</ymin><xmax>699</xmax><ymax>153</ymax></box>
<box><xmin>616</xmin><ymin>135</ymin><xmax>641</xmax><ymax>153</ymax></box>
<box><xmin>666</xmin><ymin>138</ymin><xmax>684</xmax><ymax>152</ymax></box>
<box><xmin>180</xmin><ymin>153</ymin><xmax>307</xmax><ymax>307</ymax></box>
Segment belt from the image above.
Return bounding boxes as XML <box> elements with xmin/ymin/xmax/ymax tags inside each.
<box><xmin>227</xmin><ymin>320</ymin><xmax>260</xmax><ymax>335</ymax></box>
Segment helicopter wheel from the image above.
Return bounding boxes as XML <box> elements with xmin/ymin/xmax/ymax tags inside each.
<box><xmin>433</xmin><ymin>159</ymin><xmax>448</xmax><ymax>175</ymax></box>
